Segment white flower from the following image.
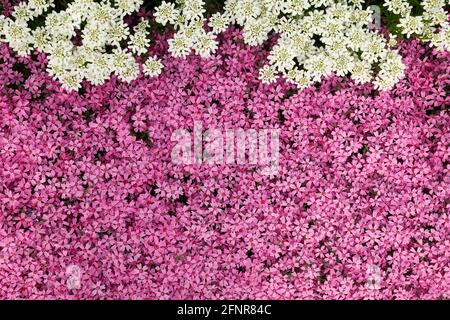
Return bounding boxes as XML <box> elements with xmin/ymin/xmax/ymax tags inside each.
<box><xmin>85</xmin><ymin>53</ymin><xmax>113</xmax><ymax>85</ymax></box>
<box><xmin>60</xmin><ymin>72</ymin><xmax>84</xmax><ymax>91</ymax></box>
<box><xmin>424</xmin><ymin>8</ymin><xmax>448</xmax><ymax>25</ymax></box>
<box><xmin>295</xmin><ymin>16</ymin><xmax>315</xmax><ymax>37</ymax></box>
<box><xmin>361</xmin><ymin>35</ymin><xmax>387</xmax><ymax>63</ymax></box>
<box><xmin>129</xmin><ymin>24</ymin><xmax>150</xmax><ymax>55</ymax></box>
<box><xmin>351</xmin><ymin>59</ymin><xmax>373</xmax><ymax>84</ymax></box>
<box><xmin>129</xmin><ymin>34</ymin><xmax>150</xmax><ymax>55</ymax></box>
<box><xmin>307</xmin><ymin>10</ymin><xmax>326</xmax><ymax>34</ymax></box>
<box><xmin>193</xmin><ymin>31</ymin><xmax>218</xmax><ymax>58</ymax></box>
<box><xmin>387</xmin><ymin>35</ymin><xmax>398</xmax><ymax>47</ymax></box>
<box><xmin>285</xmin><ymin>67</ymin><xmax>313</xmax><ymax>89</ymax></box>
<box><xmin>154</xmin><ymin>1</ymin><xmax>180</xmax><ymax>25</ymax></box>
<box><xmin>107</xmin><ymin>20</ymin><xmax>130</xmax><ymax>47</ymax></box>
<box><xmin>32</xmin><ymin>27</ymin><xmax>51</xmax><ymax>51</ymax></box>
<box><xmin>311</xmin><ymin>0</ymin><xmax>333</xmax><ymax>8</ymax></box>
<box><xmin>114</xmin><ymin>0</ymin><xmax>144</xmax><ymax>16</ymax></box>
<box><xmin>304</xmin><ymin>52</ymin><xmax>333</xmax><ymax>82</ymax></box>
<box><xmin>46</xmin><ymin>40</ymin><xmax>73</xmax><ymax>61</ymax></box>
<box><xmin>259</xmin><ymin>65</ymin><xmax>278</xmax><ymax>84</ymax></box>
<box><xmin>179</xmin><ymin>20</ymin><xmax>203</xmax><ymax>39</ymax></box>
<box><xmin>47</xmin><ymin>58</ymin><xmax>66</xmax><ymax>79</ymax></box>
<box><xmin>346</xmin><ymin>28</ymin><xmax>369</xmax><ymax>51</ymax></box>
<box><xmin>332</xmin><ymin>52</ymin><xmax>355</xmax><ymax>76</ymax></box>
<box><xmin>110</xmin><ymin>49</ymin><xmax>132</xmax><ymax>70</ymax></box>
<box><xmin>69</xmin><ymin>48</ymin><xmax>91</xmax><ymax>70</ymax></box>
<box><xmin>320</xmin><ymin>20</ymin><xmax>345</xmax><ymax>44</ymax></box>
<box><xmin>82</xmin><ymin>24</ymin><xmax>108</xmax><ymax>49</ymax></box>
<box><xmin>349</xmin><ymin>7</ymin><xmax>373</xmax><ymax>26</ymax></box>
<box><xmin>143</xmin><ymin>56</ymin><xmax>164</xmax><ymax>77</ymax></box>
<box><xmin>28</xmin><ymin>0</ymin><xmax>54</xmax><ymax>14</ymax></box>
<box><xmin>4</xmin><ymin>20</ymin><xmax>31</xmax><ymax>43</ymax></box>
<box><xmin>422</xmin><ymin>0</ymin><xmax>446</xmax><ymax>13</ymax></box>
<box><xmin>243</xmin><ymin>18</ymin><xmax>271</xmax><ymax>46</ymax></box>
<box><xmin>430</xmin><ymin>24</ymin><xmax>450</xmax><ymax>51</ymax></box>
<box><xmin>223</xmin><ymin>0</ymin><xmax>239</xmax><ymax>23</ymax></box>
<box><xmin>12</xmin><ymin>41</ymin><xmax>34</xmax><ymax>57</ymax></box>
<box><xmin>111</xmin><ymin>49</ymin><xmax>139</xmax><ymax>82</ymax></box>
<box><xmin>348</xmin><ymin>0</ymin><xmax>365</xmax><ymax>8</ymax></box>
<box><xmin>116</xmin><ymin>62</ymin><xmax>139</xmax><ymax>83</ymax></box>
<box><xmin>66</xmin><ymin>1</ymin><xmax>91</xmax><ymax>24</ymax></box>
<box><xmin>328</xmin><ymin>3</ymin><xmax>351</xmax><ymax>22</ymax></box>
<box><xmin>135</xmin><ymin>20</ymin><xmax>149</xmax><ymax>33</ymax></box>
<box><xmin>282</xmin><ymin>0</ymin><xmax>311</xmax><ymax>16</ymax></box>
<box><xmin>88</xmin><ymin>3</ymin><xmax>117</xmax><ymax>28</ymax></box>
<box><xmin>168</xmin><ymin>33</ymin><xmax>192</xmax><ymax>58</ymax></box>
<box><xmin>56</xmin><ymin>11</ymin><xmax>78</xmax><ymax>37</ymax></box>
<box><xmin>44</xmin><ymin>11</ymin><xmax>60</xmax><ymax>31</ymax></box>
<box><xmin>182</xmin><ymin>0</ymin><xmax>206</xmax><ymax>21</ymax></box>
<box><xmin>293</xmin><ymin>70</ymin><xmax>313</xmax><ymax>89</ymax></box>
<box><xmin>384</xmin><ymin>51</ymin><xmax>404</xmax><ymax>73</ymax></box>
<box><xmin>3</xmin><ymin>19</ymin><xmax>34</xmax><ymax>56</ymax></box>
<box><xmin>261</xmin><ymin>0</ymin><xmax>284</xmax><ymax>16</ymax></box>
<box><xmin>284</xmin><ymin>31</ymin><xmax>313</xmax><ymax>58</ymax></box>
<box><xmin>209</xmin><ymin>13</ymin><xmax>230</xmax><ymax>34</ymax></box>
<box><xmin>373</xmin><ymin>75</ymin><xmax>397</xmax><ymax>91</ymax></box>
<box><xmin>235</xmin><ymin>0</ymin><xmax>261</xmax><ymax>24</ymax></box>
<box><xmin>383</xmin><ymin>0</ymin><xmax>412</xmax><ymax>16</ymax></box>
<box><xmin>12</xmin><ymin>3</ymin><xmax>34</xmax><ymax>21</ymax></box>
<box><xmin>399</xmin><ymin>15</ymin><xmax>425</xmax><ymax>38</ymax></box>
<box><xmin>268</xmin><ymin>45</ymin><xmax>296</xmax><ymax>72</ymax></box>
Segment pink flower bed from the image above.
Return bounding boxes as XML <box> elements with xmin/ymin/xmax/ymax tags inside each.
<box><xmin>0</xmin><ymin>30</ymin><xmax>449</xmax><ymax>299</ymax></box>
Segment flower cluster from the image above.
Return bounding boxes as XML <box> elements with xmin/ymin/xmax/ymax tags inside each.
<box><xmin>0</xmin><ymin>0</ymin><xmax>163</xmax><ymax>91</ymax></box>
<box><xmin>156</xmin><ymin>0</ymin><xmax>409</xmax><ymax>90</ymax></box>
<box><xmin>155</xmin><ymin>0</ymin><xmax>218</xmax><ymax>59</ymax></box>
<box><xmin>0</xmin><ymin>29</ymin><xmax>449</xmax><ymax>299</ymax></box>
<box><xmin>2</xmin><ymin>1</ymin><xmax>449</xmax><ymax>91</ymax></box>
<box><xmin>384</xmin><ymin>0</ymin><xmax>450</xmax><ymax>51</ymax></box>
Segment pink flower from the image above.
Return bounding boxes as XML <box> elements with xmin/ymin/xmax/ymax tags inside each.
<box><xmin>0</xmin><ymin>30</ymin><xmax>449</xmax><ymax>300</ymax></box>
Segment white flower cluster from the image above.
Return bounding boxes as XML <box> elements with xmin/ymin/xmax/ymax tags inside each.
<box><xmin>156</xmin><ymin>0</ymin><xmax>410</xmax><ymax>90</ymax></box>
<box><xmin>0</xmin><ymin>1</ymin><xmax>448</xmax><ymax>91</ymax></box>
<box><xmin>155</xmin><ymin>0</ymin><xmax>218</xmax><ymax>58</ymax></box>
<box><xmin>384</xmin><ymin>0</ymin><xmax>450</xmax><ymax>51</ymax></box>
<box><xmin>0</xmin><ymin>0</ymin><xmax>163</xmax><ymax>91</ymax></box>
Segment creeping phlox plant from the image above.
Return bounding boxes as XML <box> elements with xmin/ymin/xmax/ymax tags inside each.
<box><xmin>0</xmin><ymin>0</ymin><xmax>449</xmax><ymax>91</ymax></box>
<box><xmin>0</xmin><ymin>30</ymin><xmax>449</xmax><ymax>299</ymax></box>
